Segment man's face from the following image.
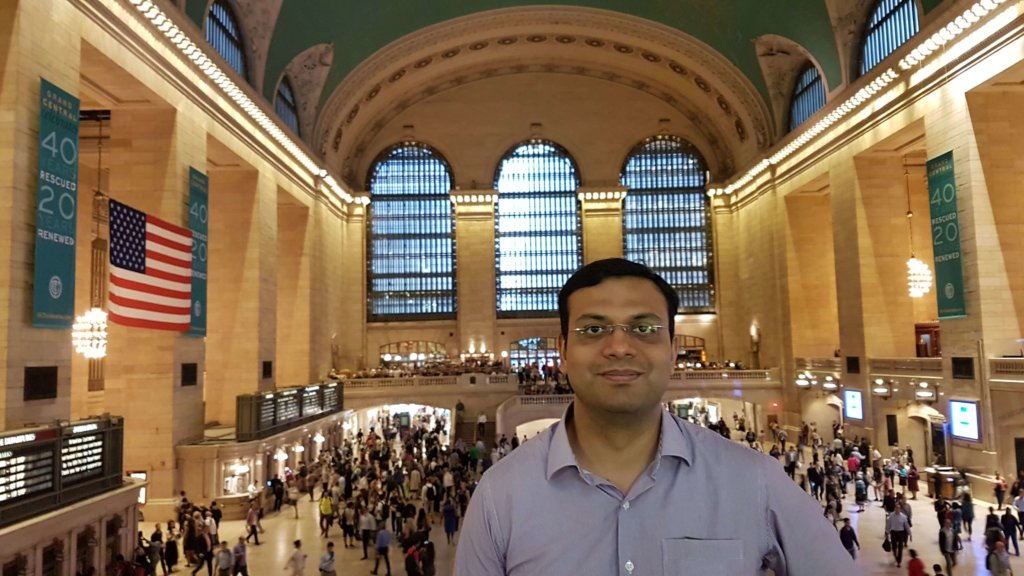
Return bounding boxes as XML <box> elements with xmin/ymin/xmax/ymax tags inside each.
<box><xmin>559</xmin><ymin>276</ymin><xmax>675</xmax><ymax>418</ymax></box>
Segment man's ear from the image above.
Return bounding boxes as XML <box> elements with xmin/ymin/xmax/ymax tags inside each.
<box><xmin>557</xmin><ymin>334</ymin><xmax>568</xmax><ymax>369</ymax></box>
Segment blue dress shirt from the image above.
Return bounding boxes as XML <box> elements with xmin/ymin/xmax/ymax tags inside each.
<box><xmin>455</xmin><ymin>405</ymin><xmax>859</xmax><ymax>575</ymax></box>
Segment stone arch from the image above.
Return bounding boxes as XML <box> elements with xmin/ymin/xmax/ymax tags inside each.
<box><xmin>273</xmin><ymin>43</ymin><xmax>334</xmax><ymax>144</ymax></box>
<box><xmin>753</xmin><ymin>34</ymin><xmax>831</xmax><ymax>136</ymax></box>
<box><xmin>202</xmin><ymin>0</ymin><xmax>283</xmax><ymax>91</ymax></box>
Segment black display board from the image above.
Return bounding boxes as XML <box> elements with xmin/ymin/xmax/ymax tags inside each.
<box><xmin>236</xmin><ymin>383</ymin><xmax>343</xmax><ymax>441</ymax></box>
<box><xmin>0</xmin><ymin>416</ymin><xmax>124</xmax><ymax>528</ymax></box>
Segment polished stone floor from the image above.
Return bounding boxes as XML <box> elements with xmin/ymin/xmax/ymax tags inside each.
<box><xmin>149</xmin><ymin>480</ymin><xmax>1021</xmax><ymax>575</ymax></box>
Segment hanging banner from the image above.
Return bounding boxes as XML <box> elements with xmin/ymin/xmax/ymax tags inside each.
<box><xmin>926</xmin><ymin>151</ymin><xmax>966</xmax><ymax>319</ymax></box>
<box><xmin>187</xmin><ymin>167</ymin><xmax>208</xmax><ymax>336</ymax></box>
<box><xmin>32</xmin><ymin>79</ymin><xmax>80</xmax><ymax>328</ymax></box>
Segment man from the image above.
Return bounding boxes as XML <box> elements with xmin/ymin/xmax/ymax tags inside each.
<box><xmin>886</xmin><ymin>503</ymin><xmax>911</xmax><ymax>567</ymax></box>
<box><xmin>454</xmin><ymin>258</ymin><xmax>856</xmax><ymax>575</ymax></box>
<box><xmin>372</xmin><ymin>526</ymin><xmax>393</xmax><ymax>575</ymax></box>
<box><xmin>204</xmin><ymin>510</ymin><xmax>218</xmax><ymax>543</ymax></box>
<box><xmin>938</xmin><ymin>518</ymin><xmax>959</xmax><ymax>575</ymax></box>
<box><xmin>243</xmin><ymin>501</ymin><xmax>259</xmax><ymax>545</ymax></box>
<box><xmin>213</xmin><ymin>542</ymin><xmax>233</xmax><ymax>576</ymax></box>
<box><xmin>284</xmin><ymin>540</ymin><xmax>305</xmax><ymax>576</ymax></box>
<box><xmin>989</xmin><ymin>540</ymin><xmax>1014</xmax><ymax>576</ymax></box>
<box><xmin>1003</xmin><ymin>508</ymin><xmax>1021</xmax><ymax>555</ymax></box>
<box><xmin>318</xmin><ymin>541</ymin><xmax>337</xmax><ymax>576</ymax></box>
<box><xmin>231</xmin><ymin>538</ymin><xmax>248</xmax><ymax>576</ymax></box>
<box><xmin>838</xmin><ymin>518</ymin><xmax>859</xmax><ymax>559</ymax></box>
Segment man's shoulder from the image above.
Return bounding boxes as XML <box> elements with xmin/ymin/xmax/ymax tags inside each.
<box><xmin>669</xmin><ymin>414</ymin><xmax>774</xmax><ymax>469</ymax></box>
<box><xmin>475</xmin><ymin>425</ymin><xmax>555</xmax><ymax>493</ymax></box>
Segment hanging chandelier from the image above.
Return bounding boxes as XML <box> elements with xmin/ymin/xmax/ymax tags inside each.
<box><xmin>904</xmin><ymin>163</ymin><xmax>933</xmax><ymax>298</ymax></box>
<box><xmin>72</xmin><ymin>308</ymin><xmax>108</xmax><ymax>359</ymax></box>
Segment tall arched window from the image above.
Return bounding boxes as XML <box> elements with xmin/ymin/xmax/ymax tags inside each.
<box><xmin>275</xmin><ymin>77</ymin><xmax>300</xmax><ymax>135</ymax></box>
<box><xmin>494</xmin><ymin>140</ymin><xmax>581</xmax><ymax>317</ymax></box>
<box><xmin>205</xmin><ymin>0</ymin><xmax>248</xmax><ymax>79</ymax></box>
<box><xmin>789</xmin><ymin>64</ymin><xmax>826</xmax><ymax>131</ymax></box>
<box><xmin>621</xmin><ymin>136</ymin><xmax>714</xmax><ymax>313</ymax></box>
<box><xmin>859</xmin><ymin>0</ymin><xmax>919</xmax><ymax>76</ymax></box>
<box><xmin>367</xmin><ymin>143</ymin><xmax>455</xmax><ymax>320</ymax></box>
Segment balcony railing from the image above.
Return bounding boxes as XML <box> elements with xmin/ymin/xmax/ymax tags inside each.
<box><xmin>991</xmin><ymin>358</ymin><xmax>1024</xmax><ymax>382</ymax></box>
<box><xmin>869</xmin><ymin>357</ymin><xmax>943</xmax><ymax>377</ymax></box>
<box><xmin>516</xmin><ymin>394</ymin><xmax>574</xmax><ymax>406</ymax></box>
<box><xmin>342</xmin><ymin>376</ymin><xmax>459</xmax><ymax>389</ymax></box>
<box><xmin>794</xmin><ymin>357</ymin><xmax>842</xmax><ymax>371</ymax></box>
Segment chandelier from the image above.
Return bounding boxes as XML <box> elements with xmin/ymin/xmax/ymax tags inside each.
<box><xmin>72</xmin><ymin>308</ymin><xmax>108</xmax><ymax>358</ymax></box>
<box><xmin>904</xmin><ymin>163</ymin><xmax>933</xmax><ymax>298</ymax></box>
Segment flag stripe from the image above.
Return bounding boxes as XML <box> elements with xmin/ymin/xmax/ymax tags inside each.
<box><xmin>147</xmin><ymin>219</ymin><xmax>192</xmax><ymax>247</ymax></box>
<box><xmin>110</xmin><ymin>292</ymin><xmax>190</xmax><ymax>316</ymax></box>
<box><xmin>109</xmin><ymin>283</ymin><xmax>190</xmax><ymax>308</ymax></box>
<box><xmin>111</xmin><ymin>268</ymin><xmax>190</xmax><ymax>295</ymax></box>
<box><xmin>108</xmin><ymin>309</ymin><xmax>190</xmax><ymax>331</ymax></box>
<box><xmin>108</xmin><ymin>199</ymin><xmax>193</xmax><ymax>332</ymax></box>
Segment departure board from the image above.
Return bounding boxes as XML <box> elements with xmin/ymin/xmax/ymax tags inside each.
<box><xmin>276</xmin><ymin>392</ymin><xmax>300</xmax><ymax>423</ymax></box>
<box><xmin>0</xmin><ymin>429</ymin><xmax>58</xmax><ymax>504</ymax></box>
<box><xmin>0</xmin><ymin>417</ymin><xmax>123</xmax><ymax>528</ymax></box>
<box><xmin>61</xmin><ymin>422</ymin><xmax>106</xmax><ymax>486</ymax></box>
<box><xmin>301</xmin><ymin>387</ymin><xmax>321</xmax><ymax>416</ymax></box>
<box><xmin>322</xmin><ymin>384</ymin><xmax>339</xmax><ymax>411</ymax></box>
<box><xmin>258</xmin><ymin>396</ymin><xmax>276</xmax><ymax>429</ymax></box>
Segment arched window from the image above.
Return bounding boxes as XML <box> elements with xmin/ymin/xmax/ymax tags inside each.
<box><xmin>859</xmin><ymin>0</ymin><xmax>919</xmax><ymax>76</ymax></box>
<box><xmin>494</xmin><ymin>140</ymin><xmax>581</xmax><ymax>317</ymax></box>
<box><xmin>367</xmin><ymin>143</ymin><xmax>455</xmax><ymax>320</ymax></box>
<box><xmin>205</xmin><ymin>0</ymin><xmax>248</xmax><ymax>79</ymax></box>
<box><xmin>275</xmin><ymin>77</ymin><xmax>300</xmax><ymax>135</ymax></box>
<box><xmin>620</xmin><ymin>136</ymin><xmax>714</xmax><ymax>313</ymax></box>
<box><xmin>789</xmin><ymin>64</ymin><xmax>826</xmax><ymax>131</ymax></box>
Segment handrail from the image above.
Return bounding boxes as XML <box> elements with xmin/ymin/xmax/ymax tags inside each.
<box><xmin>341</xmin><ymin>369</ymin><xmax>780</xmax><ymax>391</ymax></box>
<box><xmin>869</xmin><ymin>357</ymin><xmax>943</xmax><ymax>374</ymax></box>
<box><xmin>794</xmin><ymin>357</ymin><xmax>842</xmax><ymax>371</ymax></box>
<box><xmin>991</xmin><ymin>358</ymin><xmax>1024</xmax><ymax>377</ymax></box>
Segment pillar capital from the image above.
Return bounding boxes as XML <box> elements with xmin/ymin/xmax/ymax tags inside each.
<box><xmin>577</xmin><ymin>186</ymin><xmax>628</xmax><ymax>216</ymax></box>
<box><xmin>450</xmin><ymin>188</ymin><xmax>497</xmax><ymax>218</ymax></box>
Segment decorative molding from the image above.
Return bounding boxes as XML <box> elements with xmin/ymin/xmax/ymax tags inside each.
<box><xmin>231</xmin><ymin>0</ymin><xmax>283</xmax><ymax>92</ymax></box>
<box><xmin>279</xmin><ymin>43</ymin><xmax>334</xmax><ymax>142</ymax></box>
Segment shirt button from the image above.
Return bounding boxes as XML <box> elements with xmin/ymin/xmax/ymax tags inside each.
<box><xmin>625</xmin><ymin>560</ymin><xmax>634</xmax><ymax>574</ymax></box>
<box><xmin>622</xmin><ymin>501</ymin><xmax>630</xmax><ymax>510</ymax></box>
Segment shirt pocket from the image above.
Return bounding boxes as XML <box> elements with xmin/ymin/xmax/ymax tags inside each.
<box><xmin>662</xmin><ymin>538</ymin><xmax>745</xmax><ymax>576</ymax></box>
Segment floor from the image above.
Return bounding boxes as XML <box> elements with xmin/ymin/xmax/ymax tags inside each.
<box><xmin>150</xmin><ymin>480</ymin><xmax>1021</xmax><ymax>575</ymax></box>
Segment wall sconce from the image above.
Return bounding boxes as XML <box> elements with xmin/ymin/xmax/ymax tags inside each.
<box><xmin>274</xmin><ymin>449</ymin><xmax>288</xmax><ymax>461</ymax></box>
<box><xmin>293</xmin><ymin>445</ymin><xmax>305</xmax><ymax>453</ymax></box>
<box><xmin>872</xmin><ymin>378</ymin><xmax>892</xmax><ymax>398</ymax></box>
<box><xmin>313</xmin><ymin>432</ymin><xmax>325</xmax><ymax>444</ymax></box>
<box><xmin>822</xmin><ymin>375</ymin><xmax>839</xmax><ymax>391</ymax></box>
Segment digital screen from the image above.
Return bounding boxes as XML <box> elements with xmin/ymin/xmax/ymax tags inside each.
<box><xmin>276</xmin><ymin>394</ymin><xmax>300</xmax><ymax>424</ymax></box>
<box><xmin>322</xmin><ymin>385</ymin><xmax>339</xmax><ymax>411</ymax></box>
<box><xmin>302</xmin><ymin>388</ymin><xmax>321</xmax><ymax>416</ymax></box>
<box><xmin>950</xmin><ymin>400</ymin><xmax>980</xmax><ymax>441</ymax></box>
<box><xmin>0</xmin><ymin>442</ymin><xmax>56</xmax><ymax>504</ymax></box>
<box><xmin>258</xmin><ymin>399</ymin><xmax>275</xmax><ymax>429</ymax></box>
<box><xmin>844</xmin><ymin>390</ymin><xmax>864</xmax><ymax>420</ymax></box>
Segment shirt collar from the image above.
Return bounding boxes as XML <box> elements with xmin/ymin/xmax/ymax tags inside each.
<box><xmin>546</xmin><ymin>402</ymin><xmax>692</xmax><ymax>481</ymax></box>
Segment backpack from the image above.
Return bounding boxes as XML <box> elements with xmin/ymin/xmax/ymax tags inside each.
<box><xmin>426</xmin><ymin>484</ymin><xmax>436</xmax><ymax>501</ymax></box>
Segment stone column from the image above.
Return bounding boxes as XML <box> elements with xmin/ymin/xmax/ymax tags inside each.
<box><xmin>309</xmin><ymin>191</ymin><xmax>346</xmax><ymax>378</ymax></box>
<box><xmin>0</xmin><ymin>0</ymin><xmax>82</xmax><ymax>429</ymax></box>
<box><xmin>337</xmin><ymin>197</ymin><xmax>366</xmax><ymax>370</ymax></box>
<box><xmin>276</xmin><ymin>195</ymin><xmax>312</xmax><ymax>386</ymax></box>
<box><xmin>577</xmin><ymin>187</ymin><xmax>626</xmax><ymax>263</ymax></box>
<box><xmin>451</xmin><ymin>190</ymin><xmax>497</xmax><ymax>356</ymax></box>
<box><xmin>103</xmin><ymin>105</ymin><xmax>205</xmax><ymax>509</ymax></box>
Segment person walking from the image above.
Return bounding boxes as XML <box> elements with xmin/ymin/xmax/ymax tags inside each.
<box><xmin>371</xmin><ymin>527</ymin><xmax>393</xmax><ymax>576</ymax></box>
<box><xmin>359</xmin><ymin>507</ymin><xmax>377</xmax><ymax>560</ymax></box>
<box><xmin>318</xmin><ymin>492</ymin><xmax>335</xmax><ymax>538</ymax></box>
<box><xmin>442</xmin><ymin>499</ymin><xmax>459</xmax><ymax>545</ymax></box>
<box><xmin>1002</xmin><ymin>508</ymin><xmax>1021</xmax><ymax>556</ymax></box>
<box><xmin>938</xmin><ymin>518</ymin><xmax>961</xmax><ymax>575</ymax></box>
<box><xmin>962</xmin><ymin>491</ymin><xmax>975</xmax><ymax>540</ymax></box>
<box><xmin>839</xmin><ymin>518</ymin><xmax>859</xmax><ymax>559</ymax></box>
<box><xmin>284</xmin><ymin>540</ymin><xmax>306</xmax><ymax>576</ymax></box>
<box><xmin>318</xmin><ymin>542</ymin><xmax>337</xmax><ymax>576</ymax></box>
<box><xmin>906</xmin><ymin>549</ymin><xmax>926</xmax><ymax>576</ymax></box>
<box><xmin>244</xmin><ymin>501</ymin><xmax>259</xmax><ymax>545</ymax></box>
<box><xmin>231</xmin><ymin>538</ymin><xmax>247</xmax><ymax>576</ymax></box>
<box><xmin>213</xmin><ymin>542</ymin><xmax>233</xmax><ymax>576</ymax></box>
<box><xmin>996</xmin><ymin>472</ymin><xmax>1008</xmax><ymax>510</ymax></box>
<box><xmin>989</xmin><ymin>541</ymin><xmax>1014</xmax><ymax>576</ymax></box>
<box><xmin>886</xmin><ymin>503</ymin><xmax>912</xmax><ymax>567</ymax></box>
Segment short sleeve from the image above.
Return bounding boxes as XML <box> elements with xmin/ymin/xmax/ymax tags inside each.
<box><xmin>454</xmin><ymin>480</ymin><xmax>506</xmax><ymax>576</ymax></box>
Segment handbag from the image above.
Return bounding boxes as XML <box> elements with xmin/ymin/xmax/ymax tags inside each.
<box><xmin>882</xmin><ymin>535</ymin><xmax>892</xmax><ymax>552</ymax></box>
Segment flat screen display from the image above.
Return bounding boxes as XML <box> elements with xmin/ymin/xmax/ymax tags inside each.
<box><xmin>950</xmin><ymin>400</ymin><xmax>980</xmax><ymax>441</ymax></box>
<box><xmin>843</xmin><ymin>390</ymin><xmax>863</xmax><ymax>420</ymax></box>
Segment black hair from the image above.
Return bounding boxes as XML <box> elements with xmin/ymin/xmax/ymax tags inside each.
<box><xmin>558</xmin><ymin>258</ymin><xmax>679</xmax><ymax>340</ymax></box>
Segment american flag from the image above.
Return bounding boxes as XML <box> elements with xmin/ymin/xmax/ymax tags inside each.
<box><xmin>108</xmin><ymin>200</ymin><xmax>193</xmax><ymax>331</ymax></box>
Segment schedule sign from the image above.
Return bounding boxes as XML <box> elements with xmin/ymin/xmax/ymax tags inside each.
<box><xmin>61</xmin><ymin>423</ymin><xmax>105</xmax><ymax>485</ymax></box>
<box><xmin>0</xmin><ymin>429</ymin><xmax>58</xmax><ymax>504</ymax></box>
<box><xmin>32</xmin><ymin>79</ymin><xmax>80</xmax><ymax>327</ymax></box>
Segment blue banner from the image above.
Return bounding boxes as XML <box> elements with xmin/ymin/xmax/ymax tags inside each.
<box><xmin>32</xmin><ymin>79</ymin><xmax>80</xmax><ymax>328</ymax></box>
<box><xmin>926</xmin><ymin>151</ymin><xmax>966</xmax><ymax>319</ymax></box>
<box><xmin>187</xmin><ymin>167</ymin><xmax>208</xmax><ymax>336</ymax></box>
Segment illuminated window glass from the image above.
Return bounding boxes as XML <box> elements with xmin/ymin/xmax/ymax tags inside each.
<box><xmin>367</xmin><ymin>143</ymin><xmax>455</xmax><ymax>320</ymax></box>
<box><xmin>494</xmin><ymin>140</ymin><xmax>581</xmax><ymax>317</ymax></box>
<box><xmin>621</xmin><ymin>135</ymin><xmax>714</xmax><ymax>313</ymax></box>
<box><xmin>275</xmin><ymin>77</ymin><xmax>300</xmax><ymax>135</ymax></box>
<box><xmin>789</xmin><ymin>64</ymin><xmax>826</xmax><ymax>131</ymax></box>
<box><xmin>206</xmin><ymin>0</ymin><xmax>248</xmax><ymax>79</ymax></box>
<box><xmin>859</xmin><ymin>0</ymin><xmax>918</xmax><ymax>76</ymax></box>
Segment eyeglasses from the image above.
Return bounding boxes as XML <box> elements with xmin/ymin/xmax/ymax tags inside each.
<box><xmin>572</xmin><ymin>323</ymin><xmax>664</xmax><ymax>342</ymax></box>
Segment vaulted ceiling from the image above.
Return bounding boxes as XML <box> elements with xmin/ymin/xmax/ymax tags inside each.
<box><xmin>180</xmin><ymin>0</ymin><xmax>947</xmax><ymax>188</ymax></box>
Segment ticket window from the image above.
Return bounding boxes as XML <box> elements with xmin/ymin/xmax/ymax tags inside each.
<box><xmin>222</xmin><ymin>461</ymin><xmax>252</xmax><ymax>496</ymax></box>
<box><xmin>77</xmin><ymin>530</ymin><xmax>98</xmax><ymax>575</ymax></box>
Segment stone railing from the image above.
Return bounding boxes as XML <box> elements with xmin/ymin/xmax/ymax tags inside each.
<box><xmin>671</xmin><ymin>369</ymin><xmax>775</xmax><ymax>382</ymax></box>
<box><xmin>488</xmin><ymin>374</ymin><xmax>511</xmax><ymax>385</ymax></box>
<box><xmin>341</xmin><ymin>375</ymin><xmax>459</xmax><ymax>389</ymax></box>
<box><xmin>869</xmin><ymin>357</ymin><xmax>943</xmax><ymax>378</ymax></box>
<box><xmin>991</xmin><ymin>358</ymin><xmax>1024</xmax><ymax>381</ymax></box>
<box><xmin>517</xmin><ymin>394</ymin><xmax>573</xmax><ymax>406</ymax></box>
<box><xmin>794</xmin><ymin>357</ymin><xmax>842</xmax><ymax>371</ymax></box>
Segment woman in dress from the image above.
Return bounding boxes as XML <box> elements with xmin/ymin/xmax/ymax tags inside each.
<box><xmin>164</xmin><ymin>521</ymin><xmax>180</xmax><ymax>572</ymax></box>
<box><xmin>441</xmin><ymin>499</ymin><xmax>459</xmax><ymax>545</ymax></box>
